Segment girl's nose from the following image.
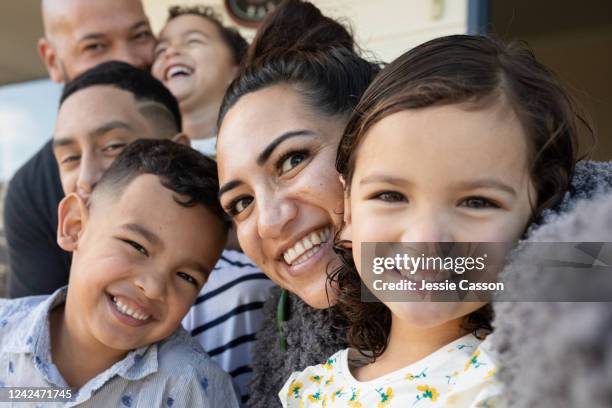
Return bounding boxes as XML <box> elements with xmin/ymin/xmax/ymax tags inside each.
<box><xmin>400</xmin><ymin>211</ymin><xmax>452</xmax><ymax>244</ymax></box>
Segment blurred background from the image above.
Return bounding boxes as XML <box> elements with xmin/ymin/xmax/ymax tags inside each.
<box><xmin>0</xmin><ymin>0</ymin><xmax>611</xmax><ymax>292</ymax></box>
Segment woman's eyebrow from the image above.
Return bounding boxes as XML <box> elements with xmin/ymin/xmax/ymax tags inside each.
<box><xmin>219</xmin><ymin>180</ymin><xmax>243</xmax><ymax>199</ymax></box>
<box><xmin>256</xmin><ymin>129</ymin><xmax>316</xmax><ymax>166</ymax></box>
<box><xmin>219</xmin><ymin>130</ymin><xmax>316</xmax><ymax>198</ymax></box>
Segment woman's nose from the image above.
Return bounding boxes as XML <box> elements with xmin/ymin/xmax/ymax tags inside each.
<box><xmin>256</xmin><ymin>195</ymin><xmax>298</xmax><ymax>239</ymax></box>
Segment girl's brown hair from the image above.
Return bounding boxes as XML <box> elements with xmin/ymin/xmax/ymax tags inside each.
<box><xmin>331</xmin><ymin>34</ymin><xmax>593</xmax><ymax>359</ymax></box>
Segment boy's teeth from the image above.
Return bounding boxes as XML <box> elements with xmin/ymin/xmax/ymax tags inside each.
<box><xmin>283</xmin><ymin>227</ymin><xmax>331</xmax><ymax>265</ymax></box>
<box><xmin>112</xmin><ymin>296</ymin><xmax>149</xmax><ymax>321</ymax></box>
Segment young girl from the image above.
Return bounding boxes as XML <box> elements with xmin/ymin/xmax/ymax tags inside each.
<box><xmin>279</xmin><ymin>34</ymin><xmax>591</xmax><ymax>407</ymax></box>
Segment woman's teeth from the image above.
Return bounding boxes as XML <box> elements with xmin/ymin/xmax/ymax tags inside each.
<box><xmin>283</xmin><ymin>227</ymin><xmax>332</xmax><ymax>266</ymax></box>
<box><xmin>112</xmin><ymin>296</ymin><xmax>150</xmax><ymax>321</ymax></box>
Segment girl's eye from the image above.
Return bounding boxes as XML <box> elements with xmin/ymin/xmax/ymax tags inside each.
<box><xmin>460</xmin><ymin>197</ymin><xmax>499</xmax><ymax>209</ymax></box>
<box><xmin>122</xmin><ymin>239</ymin><xmax>148</xmax><ymax>256</ymax></box>
<box><xmin>373</xmin><ymin>191</ymin><xmax>407</xmax><ymax>203</ymax></box>
<box><xmin>102</xmin><ymin>143</ymin><xmax>127</xmax><ymax>153</ymax></box>
<box><xmin>226</xmin><ymin>196</ymin><xmax>253</xmax><ymax>217</ymax></box>
<box><xmin>278</xmin><ymin>151</ymin><xmax>308</xmax><ymax>174</ymax></box>
<box><xmin>177</xmin><ymin>271</ymin><xmax>198</xmax><ymax>287</ymax></box>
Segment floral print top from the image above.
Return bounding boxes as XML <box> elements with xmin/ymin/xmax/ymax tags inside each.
<box><xmin>279</xmin><ymin>333</ymin><xmax>503</xmax><ymax>407</ymax></box>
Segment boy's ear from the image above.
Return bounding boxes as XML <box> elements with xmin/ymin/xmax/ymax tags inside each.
<box><xmin>38</xmin><ymin>37</ymin><xmax>63</xmax><ymax>83</ymax></box>
<box><xmin>172</xmin><ymin>133</ymin><xmax>191</xmax><ymax>147</ymax></box>
<box><xmin>57</xmin><ymin>193</ymin><xmax>88</xmax><ymax>252</ymax></box>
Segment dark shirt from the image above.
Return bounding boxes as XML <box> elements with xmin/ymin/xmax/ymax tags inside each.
<box><xmin>3</xmin><ymin>139</ymin><xmax>70</xmax><ymax>298</ymax></box>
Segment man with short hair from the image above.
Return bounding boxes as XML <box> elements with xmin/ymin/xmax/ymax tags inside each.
<box><xmin>53</xmin><ymin>61</ymin><xmax>189</xmax><ymax>199</ymax></box>
<box><xmin>5</xmin><ymin>0</ymin><xmax>156</xmax><ymax>297</ymax></box>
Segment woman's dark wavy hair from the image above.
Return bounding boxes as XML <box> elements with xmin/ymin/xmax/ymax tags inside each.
<box><xmin>217</xmin><ymin>0</ymin><xmax>380</xmax><ymax>128</ymax></box>
<box><xmin>331</xmin><ymin>34</ymin><xmax>594</xmax><ymax>360</ymax></box>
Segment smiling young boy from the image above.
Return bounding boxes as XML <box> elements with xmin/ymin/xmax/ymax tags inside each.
<box><xmin>152</xmin><ymin>5</ymin><xmax>247</xmax><ymax>153</ymax></box>
<box><xmin>0</xmin><ymin>140</ymin><xmax>239</xmax><ymax>407</ymax></box>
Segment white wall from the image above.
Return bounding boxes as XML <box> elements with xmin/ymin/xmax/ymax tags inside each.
<box><xmin>314</xmin><ymin>0</ymin><xmax>468</xmax><ymax>62</ymax></box>
<box><xmin>144</xmin><ymin>0</ymin><xmax>468</xmax><ymax>62</ymax></box>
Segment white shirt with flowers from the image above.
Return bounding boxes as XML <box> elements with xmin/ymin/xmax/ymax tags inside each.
<box><xmin>279</xmin><ymin>333</ymin><xmax>504</xmax><ymax>407</ymax></box>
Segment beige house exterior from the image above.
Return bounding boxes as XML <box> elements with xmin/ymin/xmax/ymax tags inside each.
<box><xmin>144</xmin><ymin>0</ymin><xmax>468</xmax><ymax>62</ymax></box>
<box><xmin>0</xmin><ymin>0</ymin><xmax>610</xmax><ymax>296</ymax></box>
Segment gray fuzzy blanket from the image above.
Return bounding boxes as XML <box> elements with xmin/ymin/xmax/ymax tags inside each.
<box><xmin>247</xmin><ymin>288</ymin><xmax>347</xmax><ymax>408</ymax></box>
<box><xmin>492</xmin><ymin>160</ymin><xmax>612</xmax><ymax>407</ymax></box>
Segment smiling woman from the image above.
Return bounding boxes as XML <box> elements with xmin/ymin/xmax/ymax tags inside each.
<box><xmin>214</xmin><ymin>1</ymin><xmax>379</xmax><ymax>406</ymax></box>
<box><xmin>218</xmin><ymin>85</ymin><xmax>347</xmax><ymax>306</ymax></box>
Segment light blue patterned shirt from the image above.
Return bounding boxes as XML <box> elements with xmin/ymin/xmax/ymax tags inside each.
<box><xmin>0</xmin><ymin>287</ymin><xmax>240</xmax><ymax>407</ymax></box>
